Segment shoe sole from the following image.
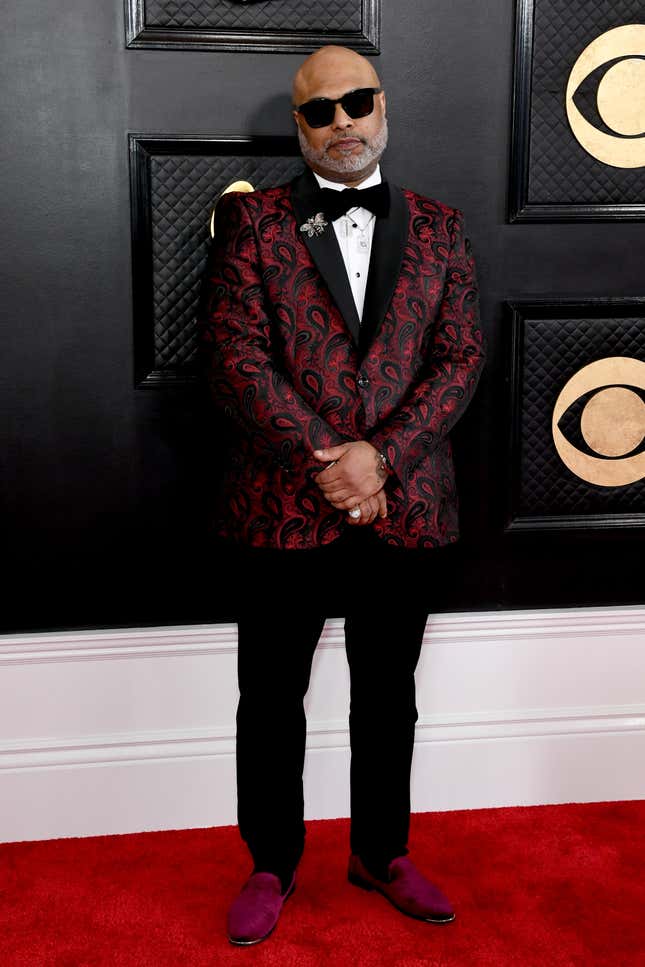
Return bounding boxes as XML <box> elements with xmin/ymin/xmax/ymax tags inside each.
<box><xmin>228</xmin><ymin>881</ymin><xmax>296</xmax><ymax>945</ymax></box>
<box><xmin>348</xmin><ymin>871</ymin><xmax>456</xmax><ymax>924</ymax></box>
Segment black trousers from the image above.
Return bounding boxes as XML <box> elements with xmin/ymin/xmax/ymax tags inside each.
<box><xmin>232</xmin><ymin>528</ymin><xmax>447</xmax><ymax>885</ymax></box>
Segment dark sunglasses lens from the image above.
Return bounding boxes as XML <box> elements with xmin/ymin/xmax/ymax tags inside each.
<box><xmin>342</xmin><ymin>90</ymin><xmax>375</xmax><ymax>119</ymax></box>
<box><xmin>301</xmin><ymin>100</ymin><xmax>336</xmax><ymax>128</ymax></box>
<box><xmin>300</xmin><ymin>89</ymin><xmax>377</xmax><ymax>128</ymax></box>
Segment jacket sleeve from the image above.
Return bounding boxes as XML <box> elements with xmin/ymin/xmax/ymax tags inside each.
<box><xmin>200</xmin><ymin>191</ymin><xmax>346</xmax><ymax>468</ymax></box>
<box><xmin>367</xmin><ymin>208</ymin><xmax>486</xmax><ymax>485</ymax></box>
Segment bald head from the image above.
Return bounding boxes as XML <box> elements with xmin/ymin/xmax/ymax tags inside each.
<box><xmin>292</xmin><ymin>45</ymin><xmax>380</xmax><ymax>107</ymax></box>
<box><xmin>291</xmin><ymin>45</ymin><xmax>387</xmax><ymax>186</ymax></box>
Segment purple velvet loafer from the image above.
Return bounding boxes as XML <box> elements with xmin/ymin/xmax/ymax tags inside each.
<box><xmin>348</xmin><ymin>854</ymin><xmax>455</xmax><ymax>923</ymax></box>
<box><xmin>227</xmin><ymin>871</ymin><xmax>296</xmax><ymax>945</ymax></box>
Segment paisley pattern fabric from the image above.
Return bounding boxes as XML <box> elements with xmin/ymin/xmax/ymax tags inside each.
<box><xmin>200</xmin><ymin>177</ymin><xmax>485</xmax><ymax>549</ymax></box>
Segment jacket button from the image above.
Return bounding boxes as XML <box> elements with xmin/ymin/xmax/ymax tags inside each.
<box><xmin>357</xmin><ymin>374</ymin><xmax>370</xmax><ymax>389</ymax></box>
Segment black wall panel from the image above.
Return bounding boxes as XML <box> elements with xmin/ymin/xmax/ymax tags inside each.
<box><xmin>1</xmin><ymin>1</ymin><xmax>643</xmax><ymax>632</ymax></box>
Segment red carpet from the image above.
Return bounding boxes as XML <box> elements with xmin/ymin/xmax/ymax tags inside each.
<box><xmin>1</xmin><ymin>801</ymin><xmax>644</xmax><ymax>966</ymax></box>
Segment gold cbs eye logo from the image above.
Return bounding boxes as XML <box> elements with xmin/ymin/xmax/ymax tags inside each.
<box><xmin>566</xmin><ymin>24</ymin><xmax>645</xmax><ymax>168</ymax></box>
<box><xmin>552</xmin><ymin>356</ymin><xmax>645</xmax><ymax>487</ymax></box>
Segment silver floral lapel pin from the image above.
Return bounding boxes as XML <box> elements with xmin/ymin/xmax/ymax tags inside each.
<box><xmin>300</xmin><ymin>212</ymin><xmax>328</xmax><ymax>238</ymax></box>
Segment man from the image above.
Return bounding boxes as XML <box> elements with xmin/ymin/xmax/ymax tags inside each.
<box><xmin>201</xmin><ymin>45</ymin><xmax>485</xmax><ymax>945</ymax></box>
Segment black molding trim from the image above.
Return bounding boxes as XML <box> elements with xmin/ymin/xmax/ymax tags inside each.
<box><xmin>508</xmin><ymin>0</ymin><xmax>645</xmax><ymax>223</ymax></box>
<box><xmin>129</xmin><ymin>134</ymin><xmax>156</xmax><ymax>390</ymax></box>
<box><xmin>508</xmin><ymin>0</ymin><xmax>534</xmax><ymax>224</ymax></box>
<box><xmin>128</xmin><ymin>133</ymin><xmax>301</xmax><ymax>389</ymax></box>
<box><xmin>504</xmin><ymin>297</ymin><xmax>645</xmax><ymax>532</ymax></box>
<box><xmin>124</xmin><ymin>0</ymin><xmax>380</xmax><ymax>53</ymax></box>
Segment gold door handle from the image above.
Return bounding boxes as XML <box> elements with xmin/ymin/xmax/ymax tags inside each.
<box><xmin>209</xmin><ymin>180</ymin><xmax>255</xmax><ymax>238</ymax></box>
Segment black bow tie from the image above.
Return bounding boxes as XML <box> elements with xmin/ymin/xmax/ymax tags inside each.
<box><xmin>315</xmin><ymin>182</ymin><xmax>390</xmax><ymax>221</ymax></box>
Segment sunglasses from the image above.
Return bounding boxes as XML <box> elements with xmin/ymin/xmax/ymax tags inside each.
<box><xmin>295</xmin><ymin>87</ymin><xmax>382</xmax><ymax>129</ymax></box>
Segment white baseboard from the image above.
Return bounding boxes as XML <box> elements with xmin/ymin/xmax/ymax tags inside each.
<box><xmin>1</xmin><ymin>606</ymin><xmax>644</xmax><ymax>842</ymax></box>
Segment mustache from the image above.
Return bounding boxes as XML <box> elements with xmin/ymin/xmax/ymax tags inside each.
<box><xmin>325</xmin><ymin>135</ymin><xmax>367</xmax><ymax>148</ymax></box>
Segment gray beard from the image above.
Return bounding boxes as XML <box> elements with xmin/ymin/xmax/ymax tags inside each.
<box><xmin>298</xmin><ymin>117</ymin><xmax>388</xmax><ymax>176</ymax></box>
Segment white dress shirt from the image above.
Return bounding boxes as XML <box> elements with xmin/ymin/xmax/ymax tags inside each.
<box><xmin>312</xmin><ymin>165</ymin><xmax>382</xmax><ymax>322</ymax></box>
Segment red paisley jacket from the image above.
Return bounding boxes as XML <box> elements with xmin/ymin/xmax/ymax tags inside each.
<box><xmin>200</xmin><ymin>168</ymin><xmax>485</xmax><ymax>549</ymax></box>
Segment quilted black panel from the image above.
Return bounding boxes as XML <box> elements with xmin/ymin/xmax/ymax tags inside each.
<box><xmin>516</xmin><ymin>313</ymin><xmax>645</xmax><ymax>520</ymax></box>
<box><xmin>149</xmin><ymin>152</ymin><xmax>304</xmax><ymax>373</ymax></box>
<box><xmin>528</xmin><ymin>0</ymin><xmax>645</xmax><ymax>206</ymax></box>
<box><xmin>145</xmin><ymin>0</ymin><xmax>361</xmax><ymax>32</ymax></box>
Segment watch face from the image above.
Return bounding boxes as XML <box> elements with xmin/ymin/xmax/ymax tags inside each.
<box><xmin>377</xmin><ymin>452</ymin><xmax>390</xmax><ymax>474</ymax></box>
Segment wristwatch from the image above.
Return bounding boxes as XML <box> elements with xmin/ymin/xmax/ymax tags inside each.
<box><xmin>376</xmin><ymin>450</ymin><xmax>391</xmax><ymax>477</ymax></box>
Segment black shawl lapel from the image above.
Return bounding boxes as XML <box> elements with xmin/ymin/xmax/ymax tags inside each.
<box><xmin>290</xmin><ymin>168</ymin><xmax>361</xmax><ymax>345</ymax></box>
<box><xmin>359</xmin><ymin>183</ymin><xmax>409</xmax><ymax>356</ymax></box>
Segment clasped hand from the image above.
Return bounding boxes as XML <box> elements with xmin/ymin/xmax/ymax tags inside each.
<box><xmin>313</xmin><ymin>441</ymin><xmax>388</xmax><ymax>526</ymax></box>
